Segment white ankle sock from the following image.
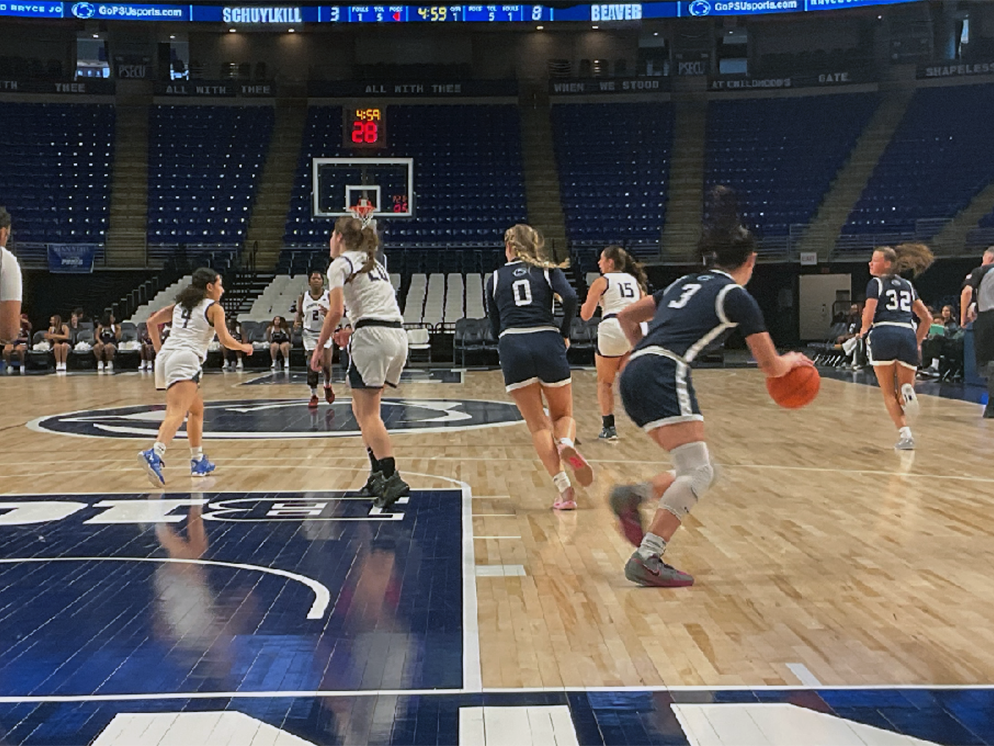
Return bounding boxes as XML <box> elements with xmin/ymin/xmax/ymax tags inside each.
<box><xmin>552</xmin><ymin>471</ymin><xmax>571</xmax><ymax>492</ymax></box>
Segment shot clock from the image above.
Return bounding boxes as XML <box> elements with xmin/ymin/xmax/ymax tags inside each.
<box><xmin>343</xmin><ymin>106</ymin><xmax>386</xmax><ymax>149</ymax></box>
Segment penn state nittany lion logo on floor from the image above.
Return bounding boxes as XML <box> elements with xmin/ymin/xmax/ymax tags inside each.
<box><xmin>29</xmin><ymin>398</ymin><xmax>522</xmax><ymax>439</ymax></box>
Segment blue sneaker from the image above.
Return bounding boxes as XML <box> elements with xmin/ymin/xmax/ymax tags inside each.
<box><xmin>190</xmin><ymin>455</ymin><xmax>216</xmax><ymax>477</ymax></box>
<box><xmin>138</xmin><ymin>448</ymin><xmax>165</xmax><ymax>487</ymax></box>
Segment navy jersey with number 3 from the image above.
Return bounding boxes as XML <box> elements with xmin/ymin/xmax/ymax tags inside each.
<box><xmin>638</xmin><ymin>270</ymin><xmax>766</xmax><ymax>361</ymax></box>
<box><xmin>867</xmin><ymin>276</ymin><xmax>918</xmax><ymax>328</ymax></box>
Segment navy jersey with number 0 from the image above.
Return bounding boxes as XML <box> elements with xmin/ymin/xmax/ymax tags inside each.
<box><xmin>485</xmin><ymin>261</ymin><xmax>577</xmax><ymax>339</ymax></box>
<box><xmin>638</xmin><ymin>270</ymin><xmax>766</xmax><ymax>361</ymax></box>
<box><xmin>867</xmin><ymin>276</ymin><xmax>918</xmax><ymax>328</ymax></box>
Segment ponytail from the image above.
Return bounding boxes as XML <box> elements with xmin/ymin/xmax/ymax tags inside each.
<box><xmin>504</xmin><ymin>224</ymin><xmax>567</xmax><ymax>269</ymax></box>
<box><xmin>602</xmin><ymin>244</ymin><xmax>648</xmax><ymax>293</ymax></box>
<box><xmin>877</xmin><ymin>243</ymin><xmax>934</xmax><ymax>278</ymax></box>
<box><xmin>334</xmin><ymin>216</ymin><xmax>381</xmax><ymax>276</ymax></box>
<box><xmin>176</xmin><ymin>267</ymin><xmax>218</xmax><ymax>311</ymax></box>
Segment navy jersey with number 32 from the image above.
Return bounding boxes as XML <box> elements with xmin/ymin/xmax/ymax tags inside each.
<box><xmin>638</xmin><ymin>270</ymin><xmax>766</xmax><ymax>361</ymax></box>
<box><xmin>867</xmin><ymin>276</ymin><xmax>918</xmax><ymax>328</ymax></box>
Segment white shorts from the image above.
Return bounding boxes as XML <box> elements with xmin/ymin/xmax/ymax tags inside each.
<box><xmin>0</xmin><ymin>246</ymin><xmax>23</xmax><ymax>302</ymax></box>
<box><xmin>155</xmin><ymin>348</ymin><xmax>204</xmax><ymax>391</ymax></box>
<box><xmin>347</xmin><ymin>325</ymin><xmax>408</xmax><ymax>389</ymax></box>
<box><xmin>302</xmin><ymin>331</ymin><xmax>334</xmax><ymax>353</ymax></box>
<box><xmin>597</xmin><ymin>318</ymin><xmax>632</xmax><ymax>358</ymax></box>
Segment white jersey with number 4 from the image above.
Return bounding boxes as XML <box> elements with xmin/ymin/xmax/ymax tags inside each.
<box><xmin>327</xmin><ymin>251</ymin><xmax>401</xmax><ymax>324</ymax></box>
<box><xmin>599</xmin><ymin>272</ymin><xmax>641</xmax><ymax>316</ymax></box>
<box><xmin>161</xmin><ymin>299</ymin><xmax>216</xmax><ymax>362</ymax></box>
<box><xmin>301</xmin><ymin>290</ymin><xmax>330</xmax><ymax>334</ymax></box>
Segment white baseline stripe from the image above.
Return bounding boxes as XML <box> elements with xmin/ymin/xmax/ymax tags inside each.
<box><xmin>1</xmin><ymin>684</ymin><xmax>993</xmax><ymax>704</ymax></box>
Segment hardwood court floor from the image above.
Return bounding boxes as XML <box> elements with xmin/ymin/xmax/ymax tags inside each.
<box><xmin>1</xmin><ymin>366</ymin><xmax>992</xmax><ymax>692</ymax></box>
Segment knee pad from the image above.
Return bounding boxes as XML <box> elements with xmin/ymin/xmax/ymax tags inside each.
<box><xmin>307</xmin><ymin>368</ymin><xmax>319</xmax><ymax>388</ymax></box>
<box><xmin>658</xmin><ymin>442</ymin><xmax>714</xmax><ymax>519</ymax></box>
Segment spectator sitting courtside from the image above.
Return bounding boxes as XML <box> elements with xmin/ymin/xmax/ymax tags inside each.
<box><xmin>3</xmin><ymin>313</ymin><xmax>30</xmax><ymax>374</ymax></box>
<box><xmin>45</xmin><ymin>314</ymin><xmax>70</xmax><ymax>372</ymax></box>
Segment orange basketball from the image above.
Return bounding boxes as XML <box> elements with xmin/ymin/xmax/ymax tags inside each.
<box><xmin>766</xmin><ymin>365</ymin><xmax>820</xmax><ymax>409</ymax></box>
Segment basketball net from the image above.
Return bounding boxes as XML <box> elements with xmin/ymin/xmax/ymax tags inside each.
<box><xmin>348</xmin><ymin>198</ymin><xmax>377</xmax><ymax>229</ymax></box>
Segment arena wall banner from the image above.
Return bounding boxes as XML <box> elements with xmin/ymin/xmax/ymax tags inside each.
<box><xmin>0</xmin><ymin>0</ymin><xmax>926</xmax><ymax>22</ymax></box>
<box><xmin>0</xmin><ymin>79</ymin><xmax>115</xmax><ymax>94</ymax></box>
<box><xmin>708</xmin><ymin>69</ymin><xmax>873</xmax><ymax>90</ymax></box>
<box><xmin>47</xmin><ymin>244</ymin><xmax>96</xmax><ymax>274</ymax></box>
<box><xmin>549</xmin><ymin>77</ymin><xmax>670</xmax><ymax>95</ymax></box>
<box><xmin>917</xmin><ymin>61</ymin><xmax>994</xmax><ymax>79</ymax></box>
<box><xmin>153</xmin><ymin>81</ymin><xmax>237</xmax><ymax>97</ymax></box>
<box><xmin>307</xmin><ymin>80</ymin><xmax>518</xmax><ymax>97</ymax></box>
<box><xmin>153</xmin><ymin>80</ymin><xmax>276</xmax><ymax>97</ymax></box>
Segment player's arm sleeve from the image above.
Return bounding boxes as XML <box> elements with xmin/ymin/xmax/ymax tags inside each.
<box><xmin>485</xmin><ymin>272</ymin><xmax>500</xmax><ymax>340</ymax></box>
<box><xmin>722</xmin><ymin>286</ymin><xmax>767</xmax><ymax>338</ymax></box>
<box><xmin>0</xmin><ymin>247</ymin><xmax>23</xmax><ymax>302</ymax></box>
<box><xmin>550</xmin><ymin>269</ymin><xmax>577</xmax><ymax>337</ymax></box>
<box><xmin>326</xmin><ymin>256</ymin><xmax>352</xmax><ymax>291</ymax></box>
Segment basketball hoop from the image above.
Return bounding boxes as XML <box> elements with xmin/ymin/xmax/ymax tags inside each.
<box><xmin>348</xmin><ymin>198</ymin><xmax>377</xmax><ymax>228</ymax></box>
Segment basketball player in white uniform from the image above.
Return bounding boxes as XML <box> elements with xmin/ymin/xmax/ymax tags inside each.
<box><xmin>312</xmin><ymin>216</ymin><xmax>409</xmax><ymax>509</ymax></box>
<box><xmin>138</xmin><ymin>268</ymin><xmax>253</xmax><ymax>487</ymax></box>
<box><xmin>295</xmin><ymin>270</ymin><xmax>336</xmax><ymax>408</ymax></box>
<box><xmin>580</xmin><ymin>245</ymin><xmax>648</xmax><ymax>441</ymax></box>
<box><xmin>0</xmin><ymin>207</ymin><xmax>23</xmax><ymax>344</ymax></box>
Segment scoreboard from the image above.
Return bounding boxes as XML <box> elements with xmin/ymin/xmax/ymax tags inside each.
<box><xmin>343</xmin><ymin>106</ymin><xmax>387</xmax><ymax>149</ymax></box>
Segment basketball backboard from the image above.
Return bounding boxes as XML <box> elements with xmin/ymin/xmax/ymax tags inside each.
<box><xmin>312</xmin><ymin>157</ymin><xmax>414</xmax><ymax>219</ymax></box>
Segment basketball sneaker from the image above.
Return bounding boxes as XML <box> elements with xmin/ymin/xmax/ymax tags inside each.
<box><xmin>236</xmin><ymin>359</ymin><xmax>244</xmax><ymax>371</ymax></box>
<box><xmin>370</xmin><ymin>471</ymin><xmax>411</xmax><ymax>510</ymax></box>
<box><xmin>894</xmin><ymin>435</ymin><xmax>915</xmax><ymax>451</ymax></box>
<box><xmin>359</xmin><ymin>472</ymin><xmax>378</xmax><ymax>497</ymax></box>
<box><xmin>190</xmin><ymin>455</ymin><xmax>216</xmax><ymax>477</ymax></box>
<box><xmin>97</xmin><ymin>361</ymin><xmax>105</xmax><ymax>373</ymax></box>
<box><xmin>900</xmin><ymin>383</ymin><xmax>919</xmax><ymax>418</ymax></box>
<box><xmin>138</xmin><ymin>448</ymin><xmax>165</xmax><ymax>487</ymax></box>
<box><xmin>553</xmin><ymin>486</ymin><xmax>577</xmax><ymax>511</ymax></box>
<box><xmin>324</xmin><ymin>385</ymin><xmax>335</xmax><ymax>404</ymax></box>
<box><xmin>308</xmin><ymin>395</ymin><xmax>319</xmax><ymax>409</ymax></box>
<box><xmin>106</xmin><ymin>361</ymin><xmax>114</xmax><ymax>373</ymax></box>
<box><xmin>284</xmin><ymin>362</ymin><xmax>290</xmax><ymax>372</ymax></box>
<box><xmin>598</xmin><ymin>425</ymin><xmax>618</xmax><ymax>441</ymax></box>
<box><xmin>624</xmin><ymin>552</ymin><xmax>694</xmax><ymax>588</ymax></box>
<box><xmin>609</xmin><ymin>484</ymin><xmax>646</xmax><ymax>546</ymax></box>
<box><xmin>557</xmin><ymin>441</ymin><xmax>593</xmax><ymax>487</ymax></box>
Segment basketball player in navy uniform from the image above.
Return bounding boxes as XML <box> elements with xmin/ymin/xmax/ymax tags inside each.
<box><xmin>961</xmin><ymin>247</ymin><xmax>994</xmax><ymax>418</ymax></box>
<box><xmin>580</xmin><ymin>245</ymin><xmax>648</xmax><ymax>441</ymax></box>
<box><xmin>485</xmin><ymin>224</ymin><xmax>592</xmax><ymax>511</ymax></box>
<box><xmin>859</xmin><ymin>243</ymin><xmax>934</xmax><ymax>449</ymax></box>
<box><xmin>609</xmin><ymin>187</ymin><xmax>811</xmax><ymax>587</ymax></box>
<box><xmin>0</xmin><ymin>207</ymin><xmax>21</xmax><ymax>346</ymax></box>
<box><xmin>295</xmin><ymin>270</ymin><xmax>336</xmax><ymax>408</ymax></box>
<box><xmin>312</xmin><ymin>217</ymin><xmax>410</xmax><ymax>509</ymax></box>
<box><xmin>139</xmin><ymin>268</ymin><xmax>253</xmax><ymax>487</ymax></box>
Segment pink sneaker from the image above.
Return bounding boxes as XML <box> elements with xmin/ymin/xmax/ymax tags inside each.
<box><xmin>553</xmin><ymin>486</ymin><xmax>577</xmax><ymax>511</ymax></box>
<box><xmin>557</xmin><ymin>442</ymin><xmax>593</xmax><ymax>487</ymax></box>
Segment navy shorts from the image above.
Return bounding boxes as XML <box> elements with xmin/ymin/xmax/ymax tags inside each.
<box><xmin>619</xmin><ymin>353</ymin><xmax>703</xmax><ymax>431</ymax></box>
<box><xmin>868</xmin><ymin>326</ymin><xmax>919</xmax><ymax>369</ymax></box>
<box><xmin>497</xmin><ymin>330</ymin><xmax>571</xmax><ymax>392</ymax></box>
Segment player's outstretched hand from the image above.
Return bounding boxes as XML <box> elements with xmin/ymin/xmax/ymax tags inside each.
<box><xmin>242</xmin><ymin>343</ymin><xmax>254</xmax><ymax>356</ymax></box>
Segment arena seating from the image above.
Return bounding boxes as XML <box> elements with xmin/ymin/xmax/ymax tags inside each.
<box><xmin>844</xmin><ymin>85</ymin><xmax>994</xmax><ymax>238</ymax></box>
<box><xmin>0</xmin><ymin>102</ymin><xmax>114</xmax><ymax>244</ymax></box>
<box><xmin>147</xmin><ymin>104</ymin><xmax>274</xmax><ymax>245</ymax></box>
<box><xmin>552</xmin><ymin>102</ymin><xmax>674</xmax><ymax>249</ymax></box>
<box><xmin>706</xmin><ymin>93</ymin><xmax>879</xmax><ymax>237</ymax></box>
<box><xmin>281</xmin><ymin>104</ymin><xmax>527</xmax><ymax>252</ymax></box>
